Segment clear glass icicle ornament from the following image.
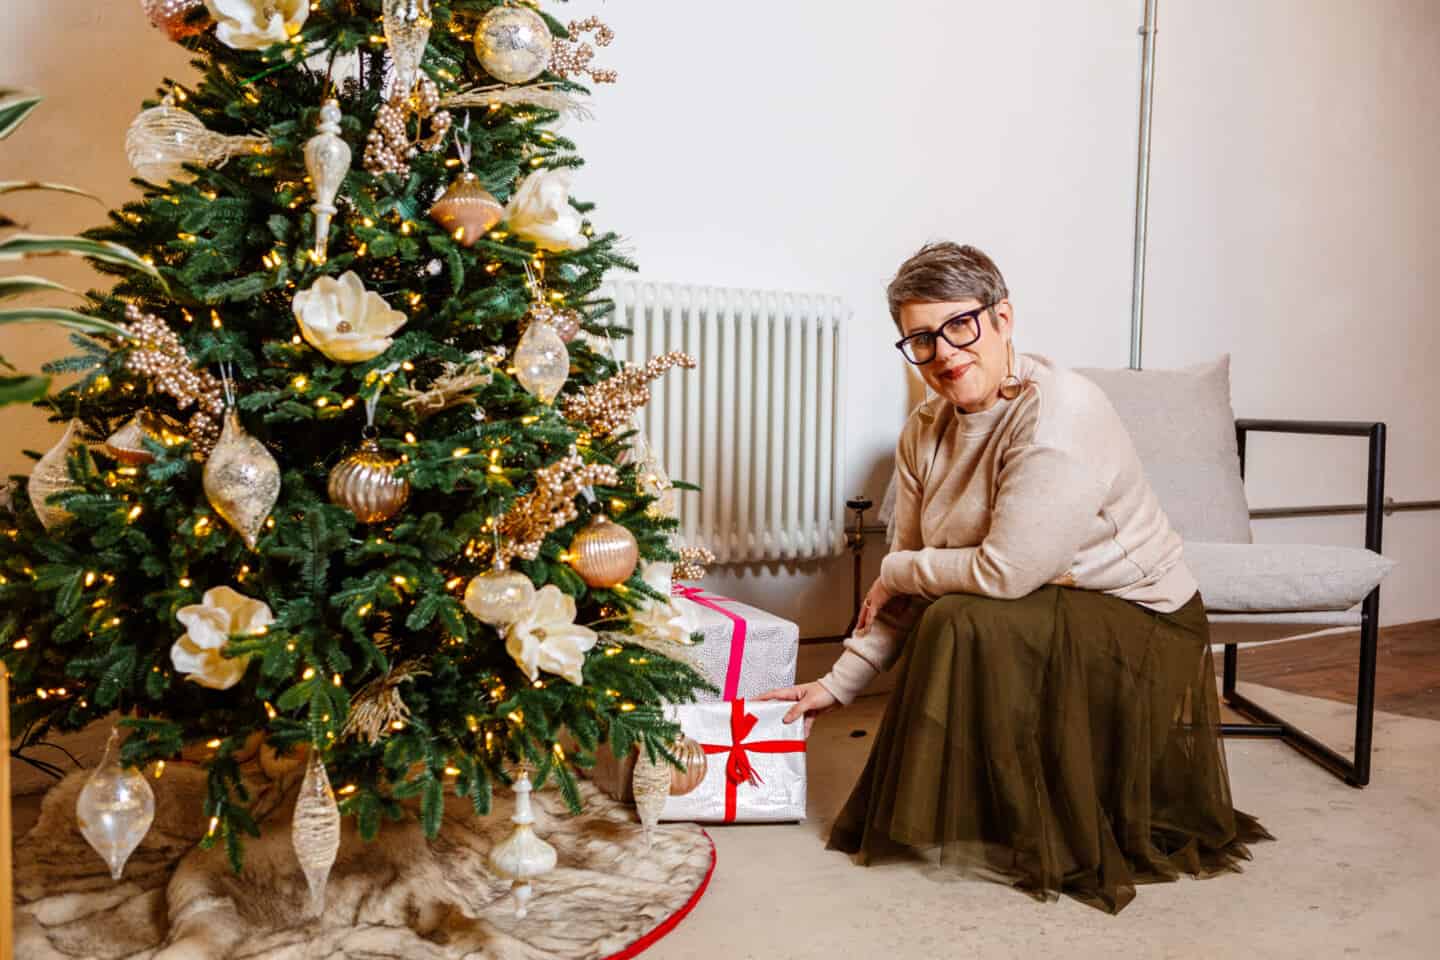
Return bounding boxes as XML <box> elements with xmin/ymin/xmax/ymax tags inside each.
<box><xmin>631</xmin><ymin>750</ymin><xmax>671</xmax><ymax>851</ymax></box>
<box><xmin>125</xmin><ymin>93</ymin><xmax>268</xmax><ymax>182</ymax></box>
<box><xmin>489</xmin><ymin>768</ymin><xmax>557</xmax><ymax>919</ymax></box>
<box><xmin>383</xmin><ymin>0</ymin><xmax>433</xmax><ymax>98</ymax></box>
<box><xmin>76</xmin><ymin>728</ymin><xmax>156</xmax><ymax>881</ymax></box>
<box><xmin>304</xmin><ymin>99</ymin><xmax>352</xmax><ymax>263</ymax></box>
<box><xmin>291</xmin><ymin>748</ymin><xmax>342</xmax><ymax>916</ymax></box>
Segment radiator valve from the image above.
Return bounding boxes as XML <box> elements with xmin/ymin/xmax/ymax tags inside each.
<box><xmin>845</xmin><ymin>496</ymin><xmax>872</xmax><ymax>553</ymax></box>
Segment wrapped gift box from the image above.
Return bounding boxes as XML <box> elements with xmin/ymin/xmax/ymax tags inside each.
<box><xmin>671</xmin><ymin>584</ymin><xmax>798</xmax><ymax>703</ymax></box>
<box><xmin>660</xmin><ymin>699</ymin><xmax>807</xmax><ymax>823</ymax></box>
<box><xmin>585</xmin><ymin>586</ymin><xmax>800</xmax><ymax>803</ymax></box>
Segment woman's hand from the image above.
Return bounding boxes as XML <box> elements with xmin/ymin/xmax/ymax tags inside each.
<box><xmin>754</xmin><ymin>681</ymin><xmax>838</xmax><ymax>737</ymax></box>
<box><xmin>855</xmin><ymin>577</ymin><xmax>896</xmax><ymax>635</ymax></box>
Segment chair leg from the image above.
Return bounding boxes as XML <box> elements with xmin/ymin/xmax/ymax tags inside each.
<box><xmin>1351</xmin><ymin>591</ymin><xmax>1381</xmax><ymax>786</ymax></box>
<box><xmin>1217</xmin><ymin>591</ymin><xmax>1381</xmax><ymax>788</ymax></box>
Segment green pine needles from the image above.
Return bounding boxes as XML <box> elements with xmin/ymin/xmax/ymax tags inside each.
<box><xmin>0</xmin><ymin>0</ymin><xmax>711</xmax><ymax>870</ymax></box>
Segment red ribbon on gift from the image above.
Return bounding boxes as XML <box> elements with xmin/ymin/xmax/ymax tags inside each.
<box><xmin>672</xmin><ymin>584</ymin><xmax>747</xmax><ymax>700</ymax></box>
<box><xmin>697</xmin><ymin>699</ymin><xmax>806</xmax><ymax>823</ymax></box>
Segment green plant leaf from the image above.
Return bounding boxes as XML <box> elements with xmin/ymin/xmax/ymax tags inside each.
<box><xmin>0</xmin><ymin>275</ymin><xmax>80</xmax><ymax>301</ymax></box>
<box><xmin>0</xmin><ymin>234</ymin><xmax>164</xmax><ymax>286</ymax></box>
<box><xmin>0</xmin><ymin>180</ymin><xmax>100</xmax><ymax>202</ymax></box>
<box><xmin>0</xmin><ymin>373</ymin><xmax>49</xmax><ymax>405</ymax></box>
<box><xmin>0</xmin><ymin>307</ymin><xmax>131</xmax><ymax>338</ymax></box>
<box><xmin>0</xmin><ymin>89</ymin><xmax>42</xmax><ymax>140</ymax></box>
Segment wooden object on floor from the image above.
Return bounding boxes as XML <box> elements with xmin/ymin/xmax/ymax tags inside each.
<box><xmin>1219</xmin><ymin>619</ymin><xmax>1440</xmax><ymax>722</ymax></box>
<box><xmin>2</xmin><ymin>670</ymin><xmax>12</xmax><ymax>960</ymax></box>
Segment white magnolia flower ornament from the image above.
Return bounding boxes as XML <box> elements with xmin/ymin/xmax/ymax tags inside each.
<box><xmin>171</xmin><ymin>585</ymin><xmax>274</xmax><ymax>690</ymax></box>
<box><xmin>292</xmin><ymin>271</ymin><xmax>408</xmax><ymax>363</ymax></box>
<box><xmin>631</xmin><ymin>599</ymin><xmax>693</xmax><ymax>646</ymax></box>
<box><xmin>505</xmin><ymin>585</ymin><xmax>598</xmax><ymax>686</ymax></box>
<box><xmin>504</xmin><ymin>169</ymin><xmax>589</xmax><ymax>252</ymax></box>
<box><xmin>204</xmin><ymin>0</ymin><xmax>310</xmax><ymax>50</ymax></box>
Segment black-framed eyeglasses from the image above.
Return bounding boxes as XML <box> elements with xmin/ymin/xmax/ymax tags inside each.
<box><xmin>894</xmin><ymin>303</ymin><xmax>993</xmax><ymax>365</ymax></box>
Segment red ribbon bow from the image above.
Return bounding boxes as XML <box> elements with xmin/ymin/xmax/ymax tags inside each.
<box><xmin>698</xmin><ymin>700</ymin><xmax>806</xmax><ymax>822</ymax></box>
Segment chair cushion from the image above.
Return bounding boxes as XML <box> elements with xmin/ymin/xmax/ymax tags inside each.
<box><xmin>1076</xmin><ymin>356</ymin><xmax>1252</xmax><ymax>544</ymax></box>
<box><xmin>1184</xmin><ymin>541</ymin><xmax>1395</xmax><ymax>612</ymax></box>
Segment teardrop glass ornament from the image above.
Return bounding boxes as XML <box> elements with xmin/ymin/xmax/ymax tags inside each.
<box><xmin>383</xmin><ymin>0</ymin><xmax>434</xmax><ymax>98</ymax></box>
<box><xmin>513</xmin><ymin>319</ymin><xmax>569</xmax><ymax>404</ymax></box>
<box><xmin>203</xmin><ymin>410</ymin><xmax>281</xmax><ymax>549</ymax></box>
<box><xmin>76</xmin><ymin>729</ymin><xmax>156</xmax><ymax>881</ymax></box>
<box><xmin>291</xmin><ymin>748</ymin><xmax>342</xmax><ymax>917</ymax></box>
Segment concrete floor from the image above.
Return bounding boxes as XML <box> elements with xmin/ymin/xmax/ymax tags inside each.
<box><xmin>652</xmin><ymin>683</ymin><xmax>1440</xmax><ymax>960</ymax></box>
<box><xmin>10</xmin><ymin>678</ymin><xmax>1438</xmax><ymax>959</ymax></box>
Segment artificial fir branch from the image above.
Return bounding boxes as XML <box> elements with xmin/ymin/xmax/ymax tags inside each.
<box><xmin>2</xmin><ymin>0</ymin><xmax>710</xmax><ymax>866</ymax></box>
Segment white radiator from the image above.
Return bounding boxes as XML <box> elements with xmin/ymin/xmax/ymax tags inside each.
<box><xmin>599</xmin><ymin>281</ymin><xmax>850</xmax><ymax>563</ymax></box>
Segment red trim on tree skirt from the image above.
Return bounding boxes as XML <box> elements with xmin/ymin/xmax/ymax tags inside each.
<box><xmin>600</xmin><ymin>829</ymin><xmax>717</xmax><ymax>960</ymax></box>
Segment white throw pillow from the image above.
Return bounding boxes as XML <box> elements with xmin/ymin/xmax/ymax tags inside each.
<box><xmin>1184</xmin><ymin>541</ymin><xmax>1394</xmax><ymax>612</ymax></box>
<box><xmin>1076</xmin><ymin>356</ymin><xmax>1253</xmax><ymax>544</ymax></box>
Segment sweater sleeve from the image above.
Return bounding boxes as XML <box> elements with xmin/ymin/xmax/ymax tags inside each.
<box><xmin>878</xmin><ymin>441</ymin><xmax>1110</xmax><ymax>601</ymax></box>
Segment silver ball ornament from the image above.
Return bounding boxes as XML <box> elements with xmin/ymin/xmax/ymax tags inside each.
<box><xmin>463</xmin><ymin>569</ymin><xmax>536</xmax><ymax>626</ymax></box>
<box><xmin>473</xmin><ymin>5</ymin><xmax>554</xmax><ymax>85</ymax></box>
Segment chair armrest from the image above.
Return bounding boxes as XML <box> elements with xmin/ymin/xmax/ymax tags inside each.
<box><xmin>1234</xmin><ymin>418</ymin><xmax>1387</xmax><ymax>553</ymax></box>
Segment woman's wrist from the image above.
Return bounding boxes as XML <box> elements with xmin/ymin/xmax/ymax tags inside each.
<box><xmin>819</xmin><ymin>651</ymin><xmax>879</xmax><ymax>705</ymax></box>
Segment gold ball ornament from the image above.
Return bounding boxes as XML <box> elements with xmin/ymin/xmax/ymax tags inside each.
<box><xmin>328</xmin><ymin>438</ymin><xmax>410</xmax><ymax>523</ymax></box>
<box><xmin>141</xmin><ymin>0</ymin><xmax>211</xmax><ymax>40</ymax></box>
<box><xmin>203</xmin><ymin>410</ymin><xmax>281</xmax><ymax>550</ymax></box>
<box><xmin>428</xmin><ymin>172</ymin><xmax>504</xmax><ymax>247</ymax></box>
<box><xmin>473</xmin><ymin>5</ymin><xmax>554</xmax><ymax>85</ymax></box>
<box><xmin>567</xmin><ymin>513</ymin><xmax>638</xmax><ymax>588</ymax></box>
<box><xmin>668</xmin><ymin>735</ymin><xmax>708</xmax><ymax>797</ymax></box>
<box><xmin>103</xmin><ymin>410</ymin><xmax>187</xmax><ymax>465</ymax></box>
<box><xmin>463</xmin><ymin>569</ymin><xmax>536</xmax><ymax>626</ymax></box>
<box><xmin>28</xmin><ymin>419</ymin><xmax>85</xmax><ymax>530</ymax></box>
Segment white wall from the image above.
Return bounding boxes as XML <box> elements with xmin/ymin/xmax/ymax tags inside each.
<box><xmin>2</xmin><ymin>1</ymin><xmax>1436</xmax><ymax>635</ymax></box>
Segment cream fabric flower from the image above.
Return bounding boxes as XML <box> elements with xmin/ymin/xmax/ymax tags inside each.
<box><xmin>204</xmin><ymin>0</ymin><xmax>310</xmax><ymax>50</ymax></box>
<box><xmin>505</xmin><ymin>585</ymin><xmax>598</xmax><ymax>686</ymax></box>
<box><xmin>633</xmin><ymin>562</ymin><xmax>697</xmax><ymax>644</ymax></box>
<box><xmin>504</xmin><ymin>169</ymin><xmax>589</xmax><ymax>252</ymax></box>
<box><xmin>292</xmin><ymin>271</ymin><xmax>408</xmax><ymax>363</ymax></box>
<box><xmin>630</xmin><ymin>600</ymin><xmax>694</xmax><ymax>646</ymax></box>
<box><xmin>171</xmin><ymin>586</ymin><xmax>273</xmax><ymax>690</ymax></box>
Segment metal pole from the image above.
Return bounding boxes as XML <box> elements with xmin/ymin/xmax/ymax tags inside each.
<box><xmin>1130</xmin><ymin>0</ymin><xmax>1159</xmax><ymax>370</ymax></box>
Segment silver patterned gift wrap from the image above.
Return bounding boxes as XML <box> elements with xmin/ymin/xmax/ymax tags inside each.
<box><xmin>671</xmin><ymin>585</ymin><xmax>799</xmax><ymax>702</ymax></box>
<box><xmin>659</xmin><ymin>700</ymin><xmax>807</xmax><ymax>824</ymax></box>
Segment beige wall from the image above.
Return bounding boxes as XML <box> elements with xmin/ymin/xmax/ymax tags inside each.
<box><xmin>2</xmin><ymin>1</ymin><xmax>1436</xmax><ymax>636</ymax></box>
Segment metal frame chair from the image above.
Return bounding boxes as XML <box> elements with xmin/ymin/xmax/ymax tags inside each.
<box><xmin>1217</xmin><ymin>418</ymin><xmax>1386</xmax><ymax>787</ymax></box>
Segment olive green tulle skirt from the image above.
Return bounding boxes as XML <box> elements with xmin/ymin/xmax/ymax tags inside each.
<box><xmin>828</xmin><ymin>587</ymin><xmax>1272</xmax><ymax>913</ymax></box>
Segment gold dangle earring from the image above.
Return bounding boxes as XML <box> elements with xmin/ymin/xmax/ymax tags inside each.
<box><xmin>998</xmin><ymin>340</ymin><xmax>1023</xmax><ymax>400</ymax></box>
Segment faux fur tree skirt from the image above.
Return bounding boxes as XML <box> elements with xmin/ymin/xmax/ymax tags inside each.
<box><xmin>13</xmin><ymin>765</ymin><xmax>715</xmax><ymax>959</ymax></box>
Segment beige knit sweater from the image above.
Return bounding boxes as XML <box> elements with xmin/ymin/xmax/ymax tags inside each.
<box><xmin>818</xmin><ymin>353</ymin><xmax>1198</xmax><ymax>704</ymax></box>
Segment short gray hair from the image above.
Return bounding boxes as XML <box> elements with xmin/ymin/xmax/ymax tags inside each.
<box><xmin>885</xmin><ymin>242</ymin><xmax>1009</xmax><ymax>331</ymax></box>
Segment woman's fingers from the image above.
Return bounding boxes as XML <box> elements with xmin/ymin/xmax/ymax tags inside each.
<box><xmin>754</xmin><ymin>686</ymin><xmax>800</xmax><ymax>702</ymax></box>
<box><xmin>782</xmin><ymin>687</ymin><xmax>830</xmax><ymax>724</ymax></box>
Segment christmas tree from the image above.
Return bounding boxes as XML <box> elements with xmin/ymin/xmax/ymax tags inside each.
<box><xmin>1</xmin><ymin>0</ymin><xmax>710</xmax><ymax>875</ymax></box>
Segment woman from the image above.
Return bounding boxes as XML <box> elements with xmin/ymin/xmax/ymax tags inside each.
<box><xmin>758</xmin><ymin>242</ymin><xmax>1269</xmax><ymax>913</ymax></box>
